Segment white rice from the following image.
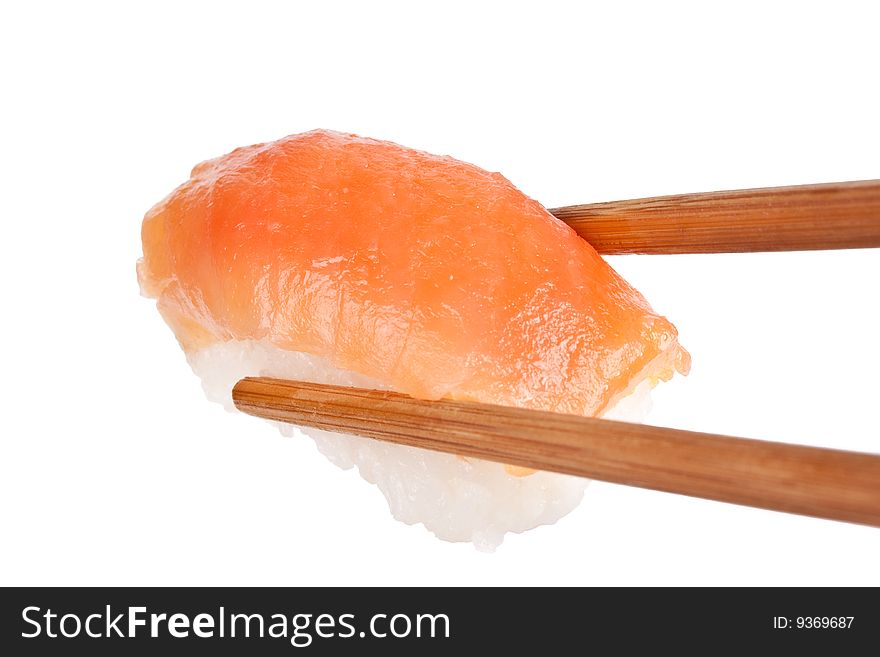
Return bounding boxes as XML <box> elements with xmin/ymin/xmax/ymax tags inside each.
<box><xmin>188</xmin><ymin>340</ymin><xmax>652</xmax><ymax>551</ymax></box>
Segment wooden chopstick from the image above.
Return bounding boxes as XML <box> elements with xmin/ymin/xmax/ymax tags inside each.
<box><xmin>549</xmin><ymin>179</ymin><xmax>880</xmax><ymax>254</ymax></box>
<box><xmin>233</xmin><ymin>377</ymin><xmax>880</xmax><ymax>528</ymax></box>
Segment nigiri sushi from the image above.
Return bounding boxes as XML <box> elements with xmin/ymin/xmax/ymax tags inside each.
<box><xmin>138</xmin><ymin>130</ymin><xmax>689</xmax><ymax>549</ymax></box>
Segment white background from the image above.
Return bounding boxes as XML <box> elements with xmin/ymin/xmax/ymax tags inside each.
<box><xmin>1</xmin><ymin>1</ymin><xmax>878</xmax><ymax>586</ymax></box>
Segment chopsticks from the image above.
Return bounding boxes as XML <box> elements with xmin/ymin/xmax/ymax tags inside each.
<box><xmin>550</xmin><ymin>179</ymin><xmax>880</xmax><ymax>254</ymax></box>
<box><xmin>231</xmin><ymin>180</ymin><xmax>880</xmax><ymax>527</ymax></box>
<box><xmin>233</xmin><ymin>378</ymin><xmax>880</xmax><ymax>527</ymax></box>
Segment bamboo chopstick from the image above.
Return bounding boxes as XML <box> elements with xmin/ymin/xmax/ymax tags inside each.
<box><xmin>233</xmin><ymin>377</ymin><xmax>880</xmax><ymax>528</ymax></box>
<box><xmin>549</xmin><ymin>179</ymin><xmax>880</xmax><ymax>254</ymax></box>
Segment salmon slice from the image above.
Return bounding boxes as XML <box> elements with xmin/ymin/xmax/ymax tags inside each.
<box><xmin>139</xmin><ymin>129</ymin><xmax>688</xmax><ymax>417</ymax></box>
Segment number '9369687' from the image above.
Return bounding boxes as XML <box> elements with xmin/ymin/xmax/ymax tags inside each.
<box><xmin>773</xmin><ymin>617</ymin><xmax>854</xmax><ymax>629</ymax></box>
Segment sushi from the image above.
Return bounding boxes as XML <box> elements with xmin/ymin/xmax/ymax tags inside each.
<box><xmin>138</xmin><ymin>130</ymin><xmax>689</xmax><ymax>549</ymax></box>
